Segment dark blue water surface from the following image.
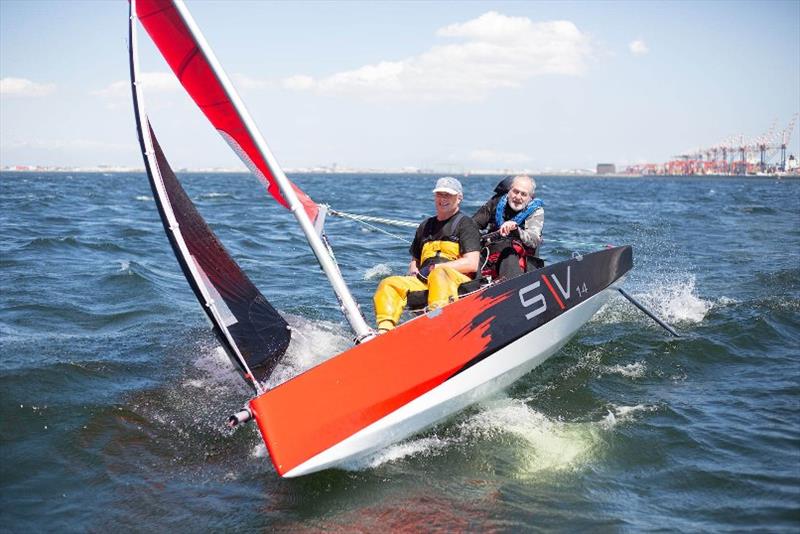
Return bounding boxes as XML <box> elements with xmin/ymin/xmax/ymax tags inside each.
<box><xmin>1</xmin><ymin>171</ymin><xmax>798</xmax><ymax>531</ymax></box>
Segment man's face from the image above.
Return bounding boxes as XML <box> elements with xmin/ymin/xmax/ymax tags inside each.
<box><xmin>434</xmin><ymin>191</ymin><xmax>461</xmax><ymax>219</ymax></box>
<box><xmin>507</xmin><ymin>178</ymin><xmax>533</xmax><ymax>211</ymax></box>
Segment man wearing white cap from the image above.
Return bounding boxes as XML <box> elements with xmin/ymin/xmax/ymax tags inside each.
<box><xmin>373</xmin><ymin>177</ymin><xmax>481</xmax><ymax>333</ymax></box>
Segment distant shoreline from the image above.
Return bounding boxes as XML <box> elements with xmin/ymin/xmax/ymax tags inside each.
<box><xmin>1</xmin><ymin>169</ymin><xmax>798</xmax><ymax>180</ymax></box>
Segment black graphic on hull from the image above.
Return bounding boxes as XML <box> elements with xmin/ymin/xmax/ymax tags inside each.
<box><xmin>452</xmin><ymin>246</ymin><xmax>632</xmax><ymax>377</ymax></box>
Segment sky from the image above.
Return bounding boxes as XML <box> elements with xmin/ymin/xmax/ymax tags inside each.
<box><xmin>1</xmin><ymin>0</ymin><xmax>798</xmax><ymax>172</ymax></box>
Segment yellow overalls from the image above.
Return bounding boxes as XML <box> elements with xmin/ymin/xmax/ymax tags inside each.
<box><xmin>374</xmin><ymin>234</ymin><xmax>472</xmax><ymax>331</ymax></box>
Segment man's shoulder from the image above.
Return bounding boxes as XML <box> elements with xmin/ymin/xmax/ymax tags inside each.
<box><xmin>455</xmin><ymin>211</ymin><xmax>481</xmax><ymax>236</ymax></box>
<box><xmin>416</xmin><ymin>215</ymin><xmax>437</xmax><ymax>231</ymax></box>
<box><xmin>458</xmin><ymin>212</ymin><xmax>480</xmax><ymax>228</ymax></box>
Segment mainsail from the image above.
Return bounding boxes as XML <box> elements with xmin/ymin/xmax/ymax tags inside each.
<box><xmin>133</xmin><ymin>0</ymin><xmax>373</xmax><ymax>341</ymax></box>
<box><xmin>134</xmin><ymin>0</ymin><xmax>318</xmax><ymax>224</ymax></box>
<box><xmin>129</xmin><ymin>2</ymin><xmax>290</xmax><ymax>389</ymax></box>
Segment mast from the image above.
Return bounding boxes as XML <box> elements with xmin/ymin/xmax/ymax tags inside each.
<box><xmin>130</xmin><ymin>0</ymin><xmax>274</xmax><ymax>394</ymax></box>
<box><xmin>168</xmin><ymin>0</ymin><xmax>373</xmax><ymax>342</ymax></box>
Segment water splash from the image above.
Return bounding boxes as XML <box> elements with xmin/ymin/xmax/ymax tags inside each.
<box><xmin>604</xmin><ymin>361</ymin><xmax>647</xmax><ymax>378</ymax></box>
<box><xmin>363</xmin><ymin>263</ymin><xmax>392</xmax><ymax>280</ymax></box>
<box><xmin>264</xmin><ymin>315</ymin><xmax>351</xmax><ymax>389</ymax></box>
<box><xmin>350</xmin><ymin>436</ymin><xmax>452</xmax><ymax>470</ymax></box>
<box><xmin>346</xmin><ymin>395</ymin><xmax>657</xmax><ymax>476</ymax></box>
<box><xmin>461</xmin><ymin>397</ymin><xmax>600</xmax><ymax>474</ymax></box>
<box><xmin>596</xmin><ymin>276</ymin><xmax>710</xmax><ymax>326</ymax></box>
<box><xmin>190</xmin><ymin>344</ymin><xmax>247</xmax><ymax>392</ymax></box>
<box><xmin>251</xmin><ymin>442</ymin><xmax>268</xmax><ymax>459</ymax></box>
<box><xmin>601</xmin><ymin>403</ymin><xmax>658</xmax><ymax>429</ymax></box>
<box><xmin>647</xmin><ymin>276</ymin><xmax>711</xmax><ymax>323</ymax></box>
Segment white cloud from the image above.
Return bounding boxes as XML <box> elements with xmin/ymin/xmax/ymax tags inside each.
<box><xmin>629</xmin><ymin>39</ymin><xmax>649</xmax><ymax>56</ymax></box>
<box><xmin>232</xmin><ymin>73</ymin><xmax>276</xmax><ymax>90</ymax></box>
<box><xmin>0</xmin><ymin>77</ymin><xmax>56</xmax><ymax>97</ymax></box>
<box><xmin>92</xmin><ymin>71</ymin><xmax>180</xmax><ymax>98</ymax></box>
<box><xmin>468</xmin><ymin>149</ymin><xmax>532</xmax><ymax>164</ymax></box>
<box><xmin>281</xmin><ymin>75</ymin><xmax>314</xmax><ymax>91</ymax></box>
<box><xmin>281</xmin><ymin>11</ymin><xmax>593</xmax><ymax>101</ymax></box>
<box><xmin>3</xmin><ymin>139</ymin><xmax>129</xmax><ymax>151</ymax></box>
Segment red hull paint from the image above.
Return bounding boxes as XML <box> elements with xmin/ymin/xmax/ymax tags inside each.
<box><xmin>249</xmin><ymin>290</ymin><xmax>505</xmax><ymax>475</ymax></box>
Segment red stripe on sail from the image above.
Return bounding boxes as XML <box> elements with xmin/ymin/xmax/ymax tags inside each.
<box><xmin>135</xmin><ymin>0</ymin><xmax>318</xmax><ymax>223</ymax></box>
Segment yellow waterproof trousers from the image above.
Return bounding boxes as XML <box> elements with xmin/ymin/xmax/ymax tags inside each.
<box><xmin>373</xmin><ymin>266</ymin><xmax>472</xmax><ymax>330</ymax></box>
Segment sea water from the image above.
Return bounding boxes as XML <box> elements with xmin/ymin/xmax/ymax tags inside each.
<box><xmin>1</xmin><ymin>172</ymin><xmax>798</xmax><ymax>531</ymax></box>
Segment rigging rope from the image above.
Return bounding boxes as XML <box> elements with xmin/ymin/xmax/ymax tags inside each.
<box><xmin>326</xmin><ymin>207</ymin><xmax>418</xmax><ymax>228</ymax></box>
<box><xmin>326</xmin><ymin>207</ymin><xmax>415</xmax><ymax>244</ymax></box>
<box><xmin>325</xmin><ymin>206</ymin><xmax>609</xmax><ymax>252</ymax></box>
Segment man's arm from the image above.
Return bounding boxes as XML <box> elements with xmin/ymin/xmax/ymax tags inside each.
<box><xmin>407</xmin><ymin>219</ymin><xmax>426</xmax><ymax>274</ymax></box>
<box><xmin>432</xmin><ymin>215</ymin><xmax>482</xmax><ymax>275</ymax></box>
<box><xmin>433</xmin><ymin>250</ymin><xmax>479</xmax><ymax>275</ymax></box>
<box><xmin>516</xmin><ymin>208</ymin><xmax>544</xmax><ymax>248</ymax></box>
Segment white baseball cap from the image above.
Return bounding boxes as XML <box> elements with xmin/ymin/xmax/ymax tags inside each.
<box><xmin>432</xmin><ymin>176</ymin><xmax>463</xmax><ymax>196</ymax></box>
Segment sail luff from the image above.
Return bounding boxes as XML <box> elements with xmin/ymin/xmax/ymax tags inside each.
<box><xmin>139</xmin><ymin>0</ymin><xmax>373</xmax><ymax>341</ymax></box>
<box><xmin>130</xmin><ymin>0</ymin><xmax>290</xmax><ymax>389</ymax></box>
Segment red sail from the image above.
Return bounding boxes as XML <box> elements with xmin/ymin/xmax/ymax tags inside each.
<box><xmin>135</xmin><ymin>0</ymin><xmax>318</xmax><ymax>223</ymax></box>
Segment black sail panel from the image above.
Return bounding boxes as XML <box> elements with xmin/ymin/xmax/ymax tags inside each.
<box><xmin>147</xmin><ymin>126</ymin><xmax>290</xmax><ymax>384</ymax></box>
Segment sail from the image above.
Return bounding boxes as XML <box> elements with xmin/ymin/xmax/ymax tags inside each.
<box><xmin>134</xmin><ymin>0</ymin><xmax>319</xmax><ymax>224</ymax></box>
<box><xmin>130</xmin><ymin>2</ymin><xmax>290</xmax><ymax>387</ymax></box>
<box><xmin>134</xmin><ymin>0</ymin><xmax>373</xmax><ymax>342</ymax></box>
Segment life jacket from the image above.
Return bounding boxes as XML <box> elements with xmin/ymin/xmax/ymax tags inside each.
<box><xmin>418</xmin><ymin>212</ymin><xmax>465</xmax><ymax>273</ymax></box>
<box><xmin>493</xmin><ymin>195</ymin><xmax>544</xmax><ymax>230</ymax></box>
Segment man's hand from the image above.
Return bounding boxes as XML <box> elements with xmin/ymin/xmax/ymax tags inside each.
<box><xmin>499</xmin><ymin>220</ymin><xmax>518</xmax><ymax>236</ymax></box>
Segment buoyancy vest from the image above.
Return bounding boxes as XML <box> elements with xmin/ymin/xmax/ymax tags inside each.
<box><xmin>419</xmin><ymin>212</ymin><xmax>465</xmax><ymax>269</ymax></box>
<box><xmin>494</xmin><ymin>195</ymin><xmax>544</xmax><ymax>230</ymax></box>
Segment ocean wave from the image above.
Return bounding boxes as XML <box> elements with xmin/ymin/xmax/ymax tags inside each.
<box><xmin>755</xmin><ymin>266</ymin><xmax>800</xmax><ymax>291</ymax></box>
<box><xmin>601</xmin><ymin>403</ymin><xmax>659</xmax><ymax>429</ymax></box>
<box><xmin>738</xmin><ymin>205</ymin><xmax>776</xmax><ymax>214</ymax></box>
<box><xmin>20</xmin><ymin>235</ymin><xmax>127</xmax><ymax>253</ymax></box>
<box><xmin>1</xmin><ymin>301</ymin><xmax>156</xmax><ymax>334</ymax></box>
<box><xmin>603</xmin><ymin>361</ymin><xmax>647</xmax><ymax>379</ymax></box>
<box><xmin>197</xmin><ymin>192</ymin><xmax>234</xmax><ymax>200</ymax></box>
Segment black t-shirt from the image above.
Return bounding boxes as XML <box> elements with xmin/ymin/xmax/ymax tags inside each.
<box><xmin>409</xmin><ymin>212</ymin><xmax>481</xmax><ymax>262</ymax></box>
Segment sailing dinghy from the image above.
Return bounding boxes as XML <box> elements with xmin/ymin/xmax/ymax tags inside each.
<box><xmin>130</xmin><ymin>0</ymin><xmax>633</xmax><ymax>477</ymax></box>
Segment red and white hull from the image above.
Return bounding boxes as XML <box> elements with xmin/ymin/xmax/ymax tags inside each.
<box><xmin>250</xmin><ymin>246</ymin><xmax>633</xmax><ymax>477</ymax></box>
<box><xmin>284</xmin><ymin>280</ymin><xmax>622</xmax><ymax>477</ymax></box>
